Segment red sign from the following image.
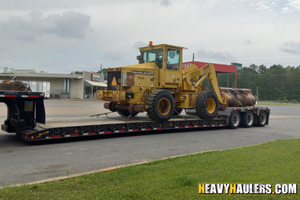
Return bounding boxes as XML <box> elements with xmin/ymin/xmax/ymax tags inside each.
<box><xmin>91</xmin><ymin>74</ymin><xmax>100</xmax><ymax>82</ymax></box>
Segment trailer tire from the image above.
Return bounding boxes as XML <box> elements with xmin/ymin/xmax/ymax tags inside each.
<box><xmin>173</xmin><ymin>108</ymin><xmax>182</xmax><ymax>116</ymax></box>
<box><xmin>147</xmin><ymin>90</ymin><xmax>175</xmax><ymax>121</ymax></box>
<box><xmin>117</xmin><ymin>110</ymin><xmax>137</xmax><ymax>117</ymax></box>
<box><xmin>196</xmin><ymin>90</ymin><xmax>219</xmax><ymax>119</ymax></box>
<box><xmin>241</xmin><ymin>111</ymin><xmax>254</xmax><ymax>128</ymax></box>
<box><xmin>228</xmin><ymin>111</ymin><xmax>241</xmax><ymax>129</ymax></box>
<box><xmin>256</xmin><ymin>111</ymin><xmax>267</xmax><ymax>127</ymax></box>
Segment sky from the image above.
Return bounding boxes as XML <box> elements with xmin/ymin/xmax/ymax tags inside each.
<box><xmin>0</xmin><ymin>0</ymin><xmax>299</xmax><ymax>73</ymax></box>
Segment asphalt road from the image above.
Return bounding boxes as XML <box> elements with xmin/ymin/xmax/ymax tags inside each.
<box><xmin>0</xmin><ymin>100</ymin><xmax>300</xmax><ymax>187</ymax></box>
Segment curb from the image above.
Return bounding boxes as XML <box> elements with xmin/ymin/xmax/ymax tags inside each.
<box><xmin>0</xmin><ymin>151</ymin><xmax>207</xmax><ymax>189</ymax></box>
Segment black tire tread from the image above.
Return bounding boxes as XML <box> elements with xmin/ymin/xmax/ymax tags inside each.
<box><xmin>195</xmin><ymin>90</ymin><xmax>219</xmax><ymax>119</ymax></box>
<box><xmin>146</xmin><ymin>90</ymin><xmax>175</xmax><ymax>121</ymax></box>
<box><xmin>241</xmin><ymin>111</ymin><xmax>254</xmax><ymax>128</ymax></box>
<box><xmin>228</xmin><ymin>111</ymin><xmax>241</xmax><ymax>129</ymax></box>
<box><xmin>256</xmin><ymin>111</ymin><xmax>267</xmax><ymax>127</ymax></box>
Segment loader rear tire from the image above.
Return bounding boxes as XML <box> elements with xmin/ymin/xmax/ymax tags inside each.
<box><xmin>195</xmin><ymin>90</ymin><xmax>219</xmax><ymax>119</ymax></box>
<box><xmin>147</xmin><ymin>90</ymin><xmax>175</xmax><ymax>121</ymax></box>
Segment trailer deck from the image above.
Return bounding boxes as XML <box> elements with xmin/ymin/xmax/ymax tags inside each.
<box><xmin>0</xmin><ymin>91</ymin><xmax>270</xmax><ymax>142</ymax></box>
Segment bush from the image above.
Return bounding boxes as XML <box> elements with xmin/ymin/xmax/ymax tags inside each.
<box><xmin>279</xmin><ymin>100</ymin><xmax>283</xmax><ymax>103</ymax></box>
<box><xmin>292</xmin><ymin>99</ymin><xmax>298</xmax><ymax>104</ymax></box>
<box><xmin>283</xmin><ymin>99</ymin><xmax>289</xmax><ymax>103</ymax></box>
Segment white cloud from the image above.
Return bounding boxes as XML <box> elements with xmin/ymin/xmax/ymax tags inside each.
<box><xmin>160</xmin><ymin>0</ymin><xmax>172</xmax><ymax>7</ymax></box>
<box><xmin>288</xmin><ymin>0</ymin><xmax>300</xmax><ymax>11</ymax></box>
<box><xmin>0</xmin><ymin>0</ymin><xmax>300</xmax><ymax>73</ymax></box>
<box><xmin>104</xmin><ymin>51</ymin><xmax>124</xmax><ymax>61</ymax></box>
<box><xmin>251</xmin><ymin>0</ymin><xmax>274</xmax><ymax>13</ymax></box>
<box><xmin>282</xmin><ymin>6</ymin><xmax>291</xmax><ymax>13</ymax></box>
<box><xmin>0</xmin><ymin>11</ymin><xmax>91</xmax><ymax>41</ymax></box>
<box><xmin>132</xmin><ymin>41</ymin><xmax>148</xmax><ymax>49</ymax></box>
<box><xmin>196</xmin><ymin>49</ymin><xmax>236</xmax><ymax>62</ymax></box>
<box><xmin>280</xmin><ymin>41</ymin><xmax>300</xmax><ymax>54</ymax></box>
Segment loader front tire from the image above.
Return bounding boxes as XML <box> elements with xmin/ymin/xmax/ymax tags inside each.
<box><xmin>196</xmin><ymin>90</ymin><xmax>219</xmax><ymax>119</ymax></box>
<box><xmin>147</xmin><ymin>90</ymin><xmax>175</xmax><ymax>121</ymax></box>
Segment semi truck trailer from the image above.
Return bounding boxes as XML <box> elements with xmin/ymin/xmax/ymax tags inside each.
<box><xmin>0</xmin><ymin>90</ymin><xmax>269</xmax><ymax>142</ymax></box>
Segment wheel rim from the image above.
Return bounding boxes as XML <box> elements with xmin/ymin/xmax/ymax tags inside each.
<box><xmin>157</xmin><ymin>97</ymin><xmax>171</xmax><ymax>116</ymax></box>
<box><xmin>246</xmin><ymin>113</ymin><xmax>254</xmax><ymax>125</ymax></box>
<box><xmin>260</xmin><ymin>112</ymin><xmax>267</xmax><ymax>125</ymax></box>
<box><xmin>232</xmin><ymin>113</ymin><xmax>240</xmax><ymax>126</ymax></box>
<box><xmin>206</xmin><ymin>98</ymin><xmax>216</xmax><ymax>113</ymax></box>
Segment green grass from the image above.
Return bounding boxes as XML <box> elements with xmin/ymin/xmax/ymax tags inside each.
<box><xmin>257</xmin><ymin>102</ymin><xmax>300</xmax><ymax>106</ymax></box>
<box><xmin>1</xmin><ymin>138</ymin><xmax>300</xmax><ymax>199</ymax></box>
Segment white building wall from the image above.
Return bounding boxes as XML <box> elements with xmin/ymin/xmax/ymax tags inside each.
<box><xmin>0</xmin><ymin>70</ymin><xmax>106</xmax><ymax>99</ymax></box>
<box><xmin>83</xmin><ymin>71</ymin><xmax>106</xmax><ymax>99</ymax></box>
<box><xmin>11</xmin><ymin>77</ymin><xmax>65</xmax><ymax>98</ymax></box>
<box><xmin>70</xmin><ymin>78</ymin><xmax>84</xmax><ymax>99</ymax></box>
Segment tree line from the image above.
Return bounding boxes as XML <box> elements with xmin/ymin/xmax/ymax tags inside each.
<box><xmin>96</xmin><ymin>64</ymin><xmax>300</xmax><ymax>102</ymax></box>
<box><xmin>216</xmin><ymin>64</ymin><xmax>300</xmax><ymax>102</ymax></box>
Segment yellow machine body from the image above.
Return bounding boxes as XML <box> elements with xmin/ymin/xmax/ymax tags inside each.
<box><xmin>97</xmin><ymin>42</ymin><xmax>239</xmax><ymax>120</ymax></box>
<box><xmin>98</xmin><ymin>44</ymin><xmax>191</xmax><ymax>107</ymax></box>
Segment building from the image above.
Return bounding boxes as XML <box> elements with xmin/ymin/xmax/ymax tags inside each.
<box><xmin>0</xmin><ymin>69</ymin><xmax>106</xmax><ymax>99</ymax></box>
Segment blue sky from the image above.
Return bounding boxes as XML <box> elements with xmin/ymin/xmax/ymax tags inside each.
<box><xmin>0</xmin><ymin>0</ymin><xmax>299</xmax><ymax>73</ymax></box>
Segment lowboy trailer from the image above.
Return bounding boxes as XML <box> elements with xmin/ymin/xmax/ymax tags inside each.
<box><xmin>0</xmin><ymin>91</ymin><xmax>270</xmax><ymax>142</ymax></box>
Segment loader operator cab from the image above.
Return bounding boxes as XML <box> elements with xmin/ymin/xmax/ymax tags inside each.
<box><xmin>137</xmin><ymin>42</ymin><xmax>183</xmax><ymax>88</ymax></box>
<box><xmin>141</xmin><ymin>48</ymin><xmax>163</xmax><ymax>69</ymax></box>
<box><xmin>138</xmin><ymin>46</ymin><xmax>180</xmax><ymax>71</ymax></box>
<box><xmin>167</xmin><ymin>49</ymin><xmax>180</xmax><ymax>70</ymax></box>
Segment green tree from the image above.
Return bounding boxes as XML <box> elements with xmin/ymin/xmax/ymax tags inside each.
<box><xmin>97</xmin><ymin>68</ymin><xmax>108</xmax><ymax>80</ymax></box>
<box><xmin>72</xmin><ymin>71</ymin><xmax>83</xmax><ymax>75</ymax></box>
<box><xmin>257</xmin><ymin>65</ymin><xmax>267</xmax><ymax>74</ymax></box>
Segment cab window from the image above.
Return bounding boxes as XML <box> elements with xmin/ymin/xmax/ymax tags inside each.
<box><xmin>167</xmin><ymin>49</ymin><xmax>180</xmax><ymax>70</ymax></box>
<box><xmin>142</xmin><ymin>49</ymin><xmax>163</xmax><ymax>69</ymax></box>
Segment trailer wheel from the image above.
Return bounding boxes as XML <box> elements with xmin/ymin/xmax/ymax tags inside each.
<box><xmin>256</xmin><ymin>111</ymin><xmax>267</xmax><ymax>127</ymax></box>
<box><xmin>117</xmin><ymin>110</ymin><xmax>137</xmax><ymax>117</ymax></box>
<box><xmin>147</xmin><ymin>90</ymin><xmax>175</xmax><ymax>121</ymax></box>
<box><xmin>173</xmin><ymin>108</ymin><xmax>182</xmax><ymax>116</ymax></box>
<box><xmin>228</xmin><ymin>111</ymin><xmax>241</xmax><ymax>129</ymax></box>
<box><xmin>241</xmin><ymin>111</ymin><xmax>254</xmax><ymax>128</ymax></box>
<box><xmin>196</xmin><ymin>90</ymin><xmax>219</xmax><ymax>119</ymax></box>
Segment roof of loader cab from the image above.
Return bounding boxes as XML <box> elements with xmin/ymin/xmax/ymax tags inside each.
<box><xmin>140</xmin><ymin>42</ymin><xmax>187</xmax><ymax>50</ymax></box>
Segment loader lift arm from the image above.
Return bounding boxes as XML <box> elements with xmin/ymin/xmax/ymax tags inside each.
<box><xmin>182</xmin><ymin>63</ymin><xmax>228</xmax><ymax>106</ymax></box>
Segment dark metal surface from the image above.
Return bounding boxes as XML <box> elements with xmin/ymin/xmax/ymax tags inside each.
<box><xmin>220</xmin><ymin>87</ymin><xmax>256</xmax><ymax>107</ymax></box>
<box><xmin>0</xmin><ymin>79</ymin><xmax>32</xmax><ymax>92</ymax></box>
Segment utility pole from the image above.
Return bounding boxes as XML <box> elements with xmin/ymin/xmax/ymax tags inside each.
<box><xmin>192</xmin><ymin>53</ymin><xmax>195</xmax><ymax>62</ymax></box>
<box><xmin>257</xmin><ymin>86</ymin><xmax>258</xmax><ymax>102</ymax></box>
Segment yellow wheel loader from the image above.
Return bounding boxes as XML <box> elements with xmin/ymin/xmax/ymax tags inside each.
<box><xmin>97</xmin><ymin>42</ymin><xmax>255</xmax><ymax>121</ymax></box>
